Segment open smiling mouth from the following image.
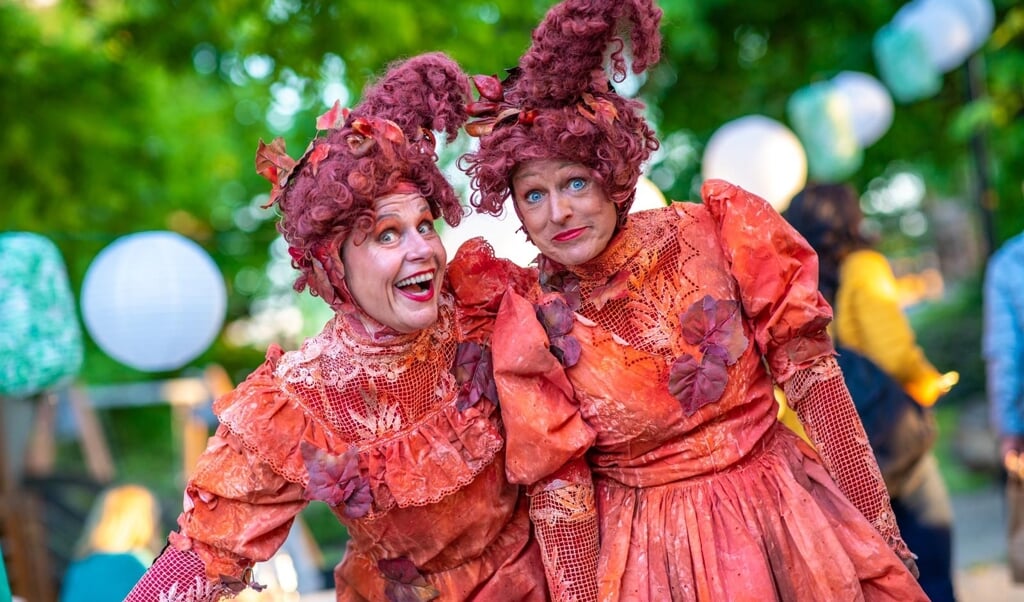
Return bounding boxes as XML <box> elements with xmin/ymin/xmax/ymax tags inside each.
<box><xmin>395</xmin><ymin>272</ymin><xmax>435</xmax><ymax>298</ymax></box>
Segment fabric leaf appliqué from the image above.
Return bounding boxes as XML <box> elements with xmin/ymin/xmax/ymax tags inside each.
<box><xmin>379</xmin><ymin>557</ymin><xmax>440</xmax><ymax>602</ymax></box>
<box><xmin>669</xmin><ymin>296</ymin><xmax>749</xmax><ymax>415</ymax></box>
<box><xmin>535</xmin><ymin>296</ymin><xmax>581</xmax><ymax>368</ymax></box>
<box><xmin>679</xmin><ymin>295</ymin><xmax>748</xmax><ymax>362</ymax></box>
<box><xmin>453</xmin><ymin>341</ymin><xmax>498</xmax><ymax>410</ymax></box>
<box><xmin>590</xmin><ymin>268</ymin><xmax>630</xmax><ymax>310</ymax></box>
<box><xmin>301</xmin><ymin>442</ymin><xmax>372</xmax><ymax>518</ymax></box>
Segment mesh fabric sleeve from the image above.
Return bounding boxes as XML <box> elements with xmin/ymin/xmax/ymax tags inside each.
<box><xmin>527</xmin><ymin>459</ymin><xmax>599</xmax><ymax>602</ymax></box>
<box><xmin>124</xmin><ymin>546</ymin><xmax>240</xmax><ymax>602</ymax></box>
<box><xmin>783</xmin><ymin>356</ymin><xmax>912</xmax><ymax>561</ymax></box>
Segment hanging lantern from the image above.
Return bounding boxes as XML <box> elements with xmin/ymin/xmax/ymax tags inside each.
<box><xmin>630</xmin><ymin>175</ymin><xmax>668</xmax><ymax>212</ymax></box>
<box><xmin>873</xmin><ymin>23</ymin><xmax>943</xmax><ymax>103</ymax></box>
<box><xmin>0</xmin><ymin>233</ymin><xmax>83</xmax><ymax>397</ymax></box>
<box><xmin>80</xmin><ymin>231</ymin><xmax>227</xmax><ymax>372</ymax></box>
<box><xmin>830</xmin><ymin>71</ymin><xmax>895</xmax><ymax>147</ymax></box>
<box><xmin>893</xmin><ymin>0</ymin><xmax>975</xmax><ymax>73</ymax></box>
<box><xmin>702</xmin><ymin>115</ymin><xmax>807</xmax><ymax>212</ymax></box>
<box><xmin>787</xmin><ymin>81</ymin><xmax>864</xmax><ymax>182</ymax></box>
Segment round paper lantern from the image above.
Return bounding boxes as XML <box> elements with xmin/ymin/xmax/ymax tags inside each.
<box><xmin>787</xmin><ymin>81</ymin><xmax>863</xmax><ymax>182</ymax></box>
<box><xmin>630</xmin><ymin>175</ymin><xmax>668</xmax><ymax>213</ymax></box>
<box><xmin>830</xmin><ymin>71</ymin><xmax>894</xmax><ymax>147</ymax></box>
<box><xmin>440</xmin><ymin>210</ymin><xmax>539</xmax><ymax>267</ymax></box>
<box><xmin>873</xmin><ymin>23</ymin><xmax>943</xmax><ymax>103</ymax></box>
<box><xmin>893</xmin><ymin>0</ymin><xmax>974</xmax><ymax>73</ymax></box>
<box><xmin>81</xmin><ymin>231</ymin><xmax>227</xmax><ymax>372</ymax></box>
<box><xmin>948</xmin><ymin>0</ymin><xmax>995</xmax><ymax>53</ymax></box>
<box><xmin>0</xmin><ymin>233</ymin><xmax>83</xmax><ymax>397</ymax></box>
<box><xmin>702</xmin><ymin>115</ymin><xmax>807</xmax><ymax>212</ymax></box>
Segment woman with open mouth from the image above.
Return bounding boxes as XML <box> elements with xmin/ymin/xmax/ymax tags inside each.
<box><xmin>125</xmin><ymin>52</ymin><xmax>546</xmax><ymax>601</ymax></box>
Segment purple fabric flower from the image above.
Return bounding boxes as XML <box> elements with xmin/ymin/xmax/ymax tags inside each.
<box><xmin>301</xmin><ymin>442</ymin><xmax>372</xmax><ymax>518</ymax></box>
<box><xmin>535</xmin><ymin>296</ymin><xmax>581</xmax><ymax>368</ymax></box>
<box><xmin>669</xmin><ymin>296</ymin><xmax>749</xmax><ymax>415</ymax></box>
<box><xmin>453</xmin><ymin>341</ymin><xmax>498</xmax><ymax>410</ymax></box>
<box><xmin>379</xmin><ymin>557</ymin><xmax>440</xmax><ymax>602</ymax></box>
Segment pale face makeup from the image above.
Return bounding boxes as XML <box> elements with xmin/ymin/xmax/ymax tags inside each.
<box><xmin>512</xmin><ymin>159</ymin><xmax>618</xmax><ymax>266</ymax></box>
<box><xmin>342</xmin><ymin>192</ymin><xmax>446</xmax><ymax>333</ymax></box>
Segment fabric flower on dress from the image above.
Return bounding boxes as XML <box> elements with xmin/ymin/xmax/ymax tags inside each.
<box><xmin>453</xmin><ymin>341</ymin><xmax>498</xmax><ymax>410</ymax></box>
<box><xmin>668</xmin><ymin>295</ymin><xmax>749</xmax><ymax>415</ymax></box>
<box><xmin>535</xmin><ymin>296</ymin><xmax>581</xmax><ymax>368</ymax></box>
<box><xmin>378</xmin><ymin>557</ymin><xmax>440</xmax><ymax>602</ymax></box>
<box><xmin>301</xmin><ymin>442</ymin><xmax>372</xmax><ymax>518</ymax></box>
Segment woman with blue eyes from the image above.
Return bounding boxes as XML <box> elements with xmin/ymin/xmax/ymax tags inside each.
<box><xmin>125</xmin><ymin>53</ymin><xmax>547</xmax><ymax>601</ymax></box>
<box><xmin>460</xmin><ymin>0</ymin><xmax>927</xmax><ymax>599</ymax></box>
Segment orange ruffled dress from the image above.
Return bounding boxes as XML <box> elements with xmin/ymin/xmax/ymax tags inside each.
<box><xmin>493</xmin><ymin>182</ymin><xmax>927</xmax><ymax>601</ymax></box>
<box><xmin>174</xmin><ymin>239</ymin><xmax>547</xmax><ymax>601</ymax></box>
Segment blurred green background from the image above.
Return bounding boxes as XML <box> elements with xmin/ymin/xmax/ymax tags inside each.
<box><xmin>3</xmin><ymin>0</ymin><xmax>1022</xmax><ymax>579</ymax></box>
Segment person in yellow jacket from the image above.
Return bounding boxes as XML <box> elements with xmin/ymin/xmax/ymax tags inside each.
<box><xmin>783</xmin><ymin>182</ymin><xmax>958</xmax><ymax>602</ymax></box>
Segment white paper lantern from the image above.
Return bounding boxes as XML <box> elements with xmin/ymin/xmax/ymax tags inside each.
<box><xmin>81</xmin><ymin>231</ymin><xmax>227</xmax><ymax>372</ymax></box>
<box><xmin>830</xmin><ymin>71</ymin><xmax>895</xmax><ymax>147</ymax></box>
<box><xmin>702</xmin><ymin>115</ymin><xmax>807</xmax><ymax>212</ymax></box>
<box><xmin>948</xmin><ymin>0</ymin><xmax>995</xmax><ymax>53</ymax></box>
<box><xmin>630</xmin><ymin>175</ymin><xmax>668</xmax><ymax>212</ymax></box>
<box><xmin>441</xmin><ymin>210</ymin><xmax>539</xmax><ymax>267</ymax></box>
<box><xmin>787</xmin><ymin>82</ymin><xmax>863</xmax><ymax>182</ymax></box>
<box><xmin>893</xmin><ymin>0</ymin><xmax>975</xmax><ymax>73</ymax></box>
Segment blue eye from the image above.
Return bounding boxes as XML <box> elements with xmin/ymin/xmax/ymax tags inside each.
<box><xmin>378</xmin><ymin>230</ymin><xmax>397</xmax><ymax>244</ymax></box>
<box><xmin>418</xmin><ymin>221</ymin><xmax>435</xmax><ymax>235</ymax></box>
<box><xmin>526</xmin><ymin>190</ymin><xmax>543</xmax><ymax>204</ymax></box>
<box><xmin>569</xmin><ymin>178</ymin><xmax>586</xmax><ymax>191</ymax></box>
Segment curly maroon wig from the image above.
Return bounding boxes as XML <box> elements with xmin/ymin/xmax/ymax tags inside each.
<box><xmin>266</xmin><ymin>52</ymin><xmax>470</xmax><ymax>296</ymax></box>
<box><xmin>460</xmin><ymin>0</ymin><xmax>662</xmax><ymax>223</ymax></box>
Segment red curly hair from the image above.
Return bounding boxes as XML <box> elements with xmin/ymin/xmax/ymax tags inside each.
<box><xmin>460</xmin><ymin>0</ymin><xmax>662</xmax><ymax>224</ymax></box>
<box><xmin>267</xmin><ymin>52</ymin><xmax>470</xmax><ymax>297</ymax></box>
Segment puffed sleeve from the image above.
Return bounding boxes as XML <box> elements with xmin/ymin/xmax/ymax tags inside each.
<box><xmin>126</xmin><ymin>351</ymin><xmax>309</xmax><ymax>600</ymax></box>
<box><xmin>493</xmin><ymin>289</ymin><xmax>600</xmax><ymax>601</ymax></box>
<box><xmin>493</xmin><ymin>289</ymin><xmax>595</xmax><ymax>483</ymax></box>
<box><xmin>700</xmin><ymin>179</ymin><xmax>834</xmax><ymax>383</ymax></box>
<box><xmin>446</xmin><ymin>237</ymin><xmax>539</xmax><ymax>344</ymax></box>
<box><xmin>177</xmin><ymin>424</ymin><xmax>308</xmax><ymax>579</ymax></box>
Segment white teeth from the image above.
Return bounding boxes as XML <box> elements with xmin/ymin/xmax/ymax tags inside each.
<box><xmin>395</xmin><ymin>272</ymin><xmax>434</xmax><ymax>288</ymax></box>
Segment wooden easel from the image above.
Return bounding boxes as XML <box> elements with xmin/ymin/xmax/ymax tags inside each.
<box><xmin>1</xmin><ymin>387</ymin><xmax>115</xmax><ymax>602</ymax></box>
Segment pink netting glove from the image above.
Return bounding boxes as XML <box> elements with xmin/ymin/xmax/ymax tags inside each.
<box><xmin>527</xmin><ymin>459</ymin><xmax>599</xmax><ymax>602</ymax></box>
<box><xmin>782</xmin><ymin>355</ymin><xmax>913</xmax><ymax>563</ymax></box>
<box><xmin>124</xmin><ymin>544</ymin><xmax>247</xmax><ymax>602</ymax></box>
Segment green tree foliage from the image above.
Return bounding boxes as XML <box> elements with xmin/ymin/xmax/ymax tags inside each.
<box><xmin>2</xmin><ymin>0</ymin><xmax>1021</xmax><ymax>385</ymax></box>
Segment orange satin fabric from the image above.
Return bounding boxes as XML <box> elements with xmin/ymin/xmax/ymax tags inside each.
<box><xmin>493</xmin><ymin>181</ymin><xmax>926</xmax><ymax>601</ymax></box>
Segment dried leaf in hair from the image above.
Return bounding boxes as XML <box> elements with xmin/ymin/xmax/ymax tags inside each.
<box><xmin>467</xmin><ymin>100</ymin><xmax>500</xmax><ymax>117</ymax></box>
<box><xmin>255</xmin><ymin>138</ymin><xmax>296</xmax><ymax>187</ymax></box>
<box><xmin>306</xmin><ymin>143</ymin><xmax>330</xmax><ymax>176</ymax></box>
<box><xmin>472</xmin><ymin>74</ymin><xmax>504</xmax><ymax>102</ymax></box>
<box><xmin>316</xmin><ymin>99</ymin><xmax>349</xmax><ymax>131</ymax></box>
<box><xmin>465</xmin><ymin>120</ymin><xmax>495</xmax><ymax>137</ymax></box>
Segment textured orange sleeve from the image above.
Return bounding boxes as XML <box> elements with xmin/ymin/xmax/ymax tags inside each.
<box><xmin>701</xmin><ymin>179</ymin><xmax>834</xmax><ymax>382</ymax></box>
<box><xmin>177</xmin><ymin>426</ymin><xmax>309</xmax><ymax>580</ymax></box>
<box><xmin>492</xmin><ymin>289</ymin><xmax>596</xmax><ymax>485</ymax></box>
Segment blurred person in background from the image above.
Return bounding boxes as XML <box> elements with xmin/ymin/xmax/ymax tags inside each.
<box><xmin>784</xmin><ymin>181</ymin><xmax>958</xmax><ymax>602</ymax></box>
<box><xmin>59</xmin><ymin>484</ymin><xmax>162</xmax><ymax>602</ymax></box>
<box><xmin>982</xmin><ymin>227</ymin><xmax>1024</xmax><ymax>582</ymax></box>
